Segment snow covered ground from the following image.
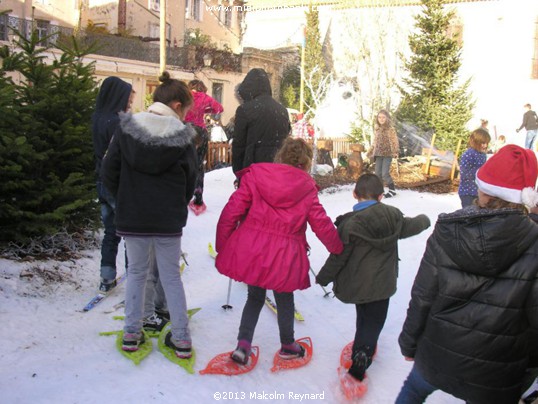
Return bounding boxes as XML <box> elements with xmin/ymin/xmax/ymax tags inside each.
<box><xmin>0</xmin><ymin>167</ymin><xmax>465</xmax><ymax>404</ymax></box>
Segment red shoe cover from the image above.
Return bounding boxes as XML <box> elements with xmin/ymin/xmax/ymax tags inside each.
<box><xmin>338</xmin><ymin>366</ymin><xmax>368</xmax><ymax>400</ymax></box>
<box><xmin>200</xmin><ymin>346</ymin><xmax>259</xmax><ymax>376</ymax></box>
<box><xmin>271</xmin><ymin>337</ymin><xmax>313</xmax><ymax>372</ymax></box>
<box><xmin>340</xmin><ymin>341</ymin><xmax>377</xmax><ymax>369</ymax></box>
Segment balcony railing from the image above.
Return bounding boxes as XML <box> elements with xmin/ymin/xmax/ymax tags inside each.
<box><xmin>0</xmin><ymin>15</ymin><xmax>242</xmax><ymax>72</ymax></box>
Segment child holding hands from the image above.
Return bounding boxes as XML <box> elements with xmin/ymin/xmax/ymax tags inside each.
<box><xmin>316</xmin><ymin>173</ymin><xmax>430</xmax><ymax>381</ymax></box>
<box><xmin>215</xmin><ymin>137</ymin><xmax>343</xmax><ymax>364</ymax></box>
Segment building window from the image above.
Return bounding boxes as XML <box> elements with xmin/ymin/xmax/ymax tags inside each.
<box><xmin>149</xmin><ymin>23</ymin><xmax>159</xmax><ymax>39</ymax></box>
<box><xmin>149</xmin><ymin>0</ymin><xmax>160</xmax><ymax>13</ymax></box>
<box><xmin>36</xmin><ymin>20</ymin><xmax>49</xmax><ymax>45</ymax></box>
<box><xmin>0</xmin><ymin>15</ymin><xmax>7</xmax><ymax>41</ymax></box>
<box><xmin>224</xmin><ymin>8</ymin><xmax>232</xmax><ymax>28</ymax></box>
<box><xmin>144</xmin><ymin>81</ymin><xmax>159</xmax><ymax>101</ymax></box>
<box><xmin>212</xmin><ymin>82</ymin><xmax>223</xmax><ymax>105</ymax></box>
<box><xmin>186</xmin><ymin>0</ymin><xmax>202</xmax><ymax>22</ymax></box>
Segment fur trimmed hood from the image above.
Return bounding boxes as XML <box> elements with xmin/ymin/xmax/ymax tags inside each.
<box><xmin>120</xmin><ymin>110</ymin><xmax>195</xmax><ymax>148</ymax></box>
<box><xmin>117</xmin><ymin>110</ymin><xmax>196</xmax><ymax>175</ymax></box>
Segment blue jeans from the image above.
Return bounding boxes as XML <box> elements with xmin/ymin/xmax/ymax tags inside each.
<box><xmin>395</xmin><ymin>364</ymin><xmax>438</xmax><ymax>404</ymax></box>
<box><xmin>96</xmin><ymin>181</ymin><xmax>121</xmax><ymax>281</ymax></box>
<box><xmin>374</xmin><ymin>156</ymin><xmax>394</xmax><ymax>188</ymax></box>
<box><xmin>525</xmin><ymin>129</ymin><xmax>537</xmax><ymax>149</ymax></box>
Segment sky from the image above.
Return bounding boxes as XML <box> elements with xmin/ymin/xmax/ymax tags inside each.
<box><xmin>0</xmin><ymin>167</ymin><xmax>470</xmax><ymax>404</ymax></box>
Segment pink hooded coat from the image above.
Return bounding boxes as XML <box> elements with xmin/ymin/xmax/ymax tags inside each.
<box><xmin>184</xmin><ymin>91</ymin><xmax>223</xmax><ymax>129</ymax></box>
<box><xmin>215</xmin><ymin>163</ymin><xmax>343</xmax><ymax>293</ymax></box>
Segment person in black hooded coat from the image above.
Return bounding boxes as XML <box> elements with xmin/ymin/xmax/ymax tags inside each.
<box><xmin>396</xmin><ymin>145</ymin><xmax>538</xmax><ymax>404</ymax></box>
<box><xmin>91</xmin><ymin>76</ymin><xmax>133</xmax><ymax>291</ymax></box>
<box><xmin>232</xmin><ymin>68</ymin><xmax>290</xmax><ymax>175</ymax></box>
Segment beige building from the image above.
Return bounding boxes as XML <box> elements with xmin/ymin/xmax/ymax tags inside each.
<box><xmin>0</xmin><ymin>0</ymin><xmax>280</xmax><ymax>124</ymax></box>
<box><xmin>81</xmin><ymin>0</ymin><xmax>244</xmax><ymax>52</ymax></box>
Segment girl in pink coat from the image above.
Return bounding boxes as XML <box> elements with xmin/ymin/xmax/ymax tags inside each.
<box><xmin>215</xmin><ymin>137</ymin><xmax>343</xmax><ymax>364</ymax></box>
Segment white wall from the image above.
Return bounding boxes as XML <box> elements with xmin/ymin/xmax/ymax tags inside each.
<box><xmin>243</xmin><ymin>1</ymin><xmax>538</xmax><ymax>144</ymax></box>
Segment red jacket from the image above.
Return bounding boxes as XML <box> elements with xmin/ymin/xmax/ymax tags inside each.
<box><xmin>215</xmin><ymin>163</ymin><xmax>343</xmax><ymax>292</ymax></box>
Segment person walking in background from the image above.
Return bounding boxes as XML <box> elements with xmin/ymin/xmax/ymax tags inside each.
<box><xmin>396</xmin><ymin>145</ymin><xmax>538</xmax><ymax>404</ymax></box>
<box><xmin>101</xmin><ymin>71</ymin><xmax>198</xmax><ymax>357</ymax></box>
<box><xmin>184</xmin><ymin>79</ymin><xmax>223</xmax><ymax>215</ymax></box>
<box><xmin>479</xmin><ymin>118</ymin><xmax>489</xmax><ymax>133</ymax></box>
<box><xmin>232</xmin><ymin>68</ymin><xmax>290</xmax><ymax>178</ymax></box>
<box><xmin>458</xmin><ymin>128</ymin><xmax>491</xmax><ymax>208</ymax></box>
<box><xmin>316</xmin><ymin>173</ymin><xmax>430</xmax><ymax>382</ymax></box>
<box><xmin>91</xmin><ymin>76</ymin><xmax>134</xmax><ymax>293</ymax></box>
<box><xmin>367</xmin><ymin>110</ymin><xmax>399</xmax><ymax>198</ymax></box>
<box><xmin>516</xmin><ymin>103</ymin><xmax>538</xmax><ymax>149</ymax></box>
<box><xmin>215</xmin><ymin>138</ymin><xmax>343</xmax><ymax>364</ymax></box>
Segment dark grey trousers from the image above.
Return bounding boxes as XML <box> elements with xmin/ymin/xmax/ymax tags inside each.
<box><xmin>237</xmin><ymin>285</ymin><xmax>295</xmax><ymax>345</ymax></box>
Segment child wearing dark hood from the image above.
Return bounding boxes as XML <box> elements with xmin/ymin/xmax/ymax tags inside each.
<box><xmin>232</xmin><ymin>68</ymin><xmax>291</xmax><ymax>177</ymax></box>
<box><xmin>91</xmin><ymin>76</ymin><xmax>134</xmax><ymax>292</ymax></box>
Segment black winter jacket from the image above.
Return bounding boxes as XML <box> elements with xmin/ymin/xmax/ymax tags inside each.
<box><xmin>399</xmin><ymin>207</ymin><xmax>538</xmax><ymax>404</ymax></box>
<box><xmin>317</xmin><ymin>203</ymin><xmax>430</xmax><ymax>304</ymax></box>
<box><xmin>92</xmin><ymin>77</ymin><xmax>133</xmax><ymax>176</ymax></box>
<box><xmin>232</xmin><ymin>68</ymin><xmax>290</xmax><ymax>173</ymax></box>
<box><xmin>101</xmin><ymin>109</ymin><xmax>197</xmax><ymax>236</ymax></box>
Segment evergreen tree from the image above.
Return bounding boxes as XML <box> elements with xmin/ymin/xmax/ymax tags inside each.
<box><xmin>303</xmin><ymin>3</ymin><xmax>327</xmax><ymax>110</ymax></box>
<box><xmin>280</xmin><ymin>64</ymin><xmax>300</xmax><ymax>110</ymax></box>
<box><xmin>395</xmin><ymin>0</ymin><xmax>474</xmax><ymax>152</ymax></box>
<box><xmin>0</xmin><ymin>31</ymin><xmax>99</xmax><ymax>245</ymax></box>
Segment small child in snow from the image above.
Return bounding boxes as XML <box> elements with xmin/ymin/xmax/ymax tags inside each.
<box><xmin>490</xmin><ymin>134</ymin><xmax>506</xmax><ymax>154</ymax></box>
<box><xmin>458</xmin><ymin>128</ymin><xmax>490</xmax><ymax>208</ymax></box>
<box><xmin>316</xmin><ymin>173</ymin><xmax>430</xmax><ymax>381</ymax></box>
<box><xmin>215</xmin><ymin>137</ymin><xmax>343</xmax><ymax>364</ymax></box>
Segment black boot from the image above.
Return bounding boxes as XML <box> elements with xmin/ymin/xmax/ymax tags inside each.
<box><xmin>384</xmin><ymin>183</ymin><xmax>396</xmax><ymax>198</ymax></box>
<box><xmin>348</xmin><ymin>346</ymin><xmax>373</xmax><ymax>381</ymax></box>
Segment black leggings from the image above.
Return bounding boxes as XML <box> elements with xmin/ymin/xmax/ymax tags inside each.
<box><xmin>237</xmin><ymin>285</ymin><xmax>295</xmax><ymax>345</ymax></box>
<box><xmin>353</xmin><ymin>298</ymin><xmax>390</xmax><ymax>357</ymax></box>
<box><xmin>193</xmin><ymin>125</ymin><xmax>209</xmax><ymax>198</ymax></box>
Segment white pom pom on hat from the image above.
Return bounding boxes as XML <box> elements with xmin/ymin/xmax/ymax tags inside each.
<box><xmin>475</xmin><ymin>144</ymin><xmax>538</xmax><ymax>205</ymax></box>
<box><xmin>522</xmin><ymin>187</ymin><xmax>538</xmax><ymax>207</ymax></box>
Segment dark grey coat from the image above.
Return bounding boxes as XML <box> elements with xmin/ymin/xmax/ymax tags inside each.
<box><xmin>316</xmin><ymin>202</ymin><xmax>430</xmax><ymax>304</ymax></box>
<box><xmin>399</xmin><ymin>207</ymin><xmax>538</xmax><ymax>404</ymax></box>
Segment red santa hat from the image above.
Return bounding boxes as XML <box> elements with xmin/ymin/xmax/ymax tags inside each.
<box><xmin>475</xmin><ymin>144</ymin><xmax>538</xmax><ymax>206</ymax></box>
